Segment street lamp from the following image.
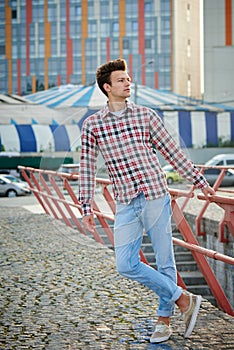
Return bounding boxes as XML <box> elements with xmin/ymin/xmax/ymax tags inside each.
<box><xmin>134</xmin><ymin>59</ymin><xmax>154</xmax><ymax>104</ymax></box>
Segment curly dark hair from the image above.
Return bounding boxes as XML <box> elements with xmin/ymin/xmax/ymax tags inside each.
<box><xmin>96</xmin><ymin>58</ymin><xmax>128</xmax><ymax>96</ymax></box>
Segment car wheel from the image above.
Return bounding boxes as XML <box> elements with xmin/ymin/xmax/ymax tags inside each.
<box><xmin>167</xmin><ymin>177</ymin><xmax>174</xmax><ymax>185</ymax></box>
<box><xmin>6</xmin><ymin>189</ymin><xmax>17</xmax><ymax>197</ymax></box>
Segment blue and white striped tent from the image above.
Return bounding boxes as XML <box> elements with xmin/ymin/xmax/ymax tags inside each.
<box><xmin>0</xmin><ymin>84</ymin><xmax>233</xmax><ymax>153</ymax></box>
<box><xmin>0</xmin><ymin>124</ymin><xmax>81</xmax><ymax>153</ymax></box>
<box><xmin>0</xmin><ymin>94</ymin><xmax>81</xmax><ymax>153</ymax></box>
<box><xmin>25</xmin><ymin>83</ymin><xmax>234</xmax><ymax>149</ymax></box>
<box><xmin>25</xmin><ymin>83</ymin><xmax>233</xmax><ymax>112</ymax></box>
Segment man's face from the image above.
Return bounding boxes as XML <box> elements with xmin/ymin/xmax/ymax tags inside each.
<box><xmin>105</xmin><ymin>70</ymin><xmax>131</xmax><ymax>100</ymax></box>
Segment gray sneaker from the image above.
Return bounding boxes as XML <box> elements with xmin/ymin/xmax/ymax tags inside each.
<box><xmin>150</xmin><ymin>322</ymin><xmax>172</xmax><ymax>343</ymax></box>
<box><xmin>183</xmin><ymin>293</ymin><xmax>202</xmax><ymax>338</ymax></box>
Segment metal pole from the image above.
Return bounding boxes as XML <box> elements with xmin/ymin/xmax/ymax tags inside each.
<box><xmin>133</xmin><ymin>59</ymin><xmax>154</xmax><ymax>104</ymax></box>
<box><xmin>134</xmin><ymin>81</ymin><xmax>138</xmax><ymax>104</ymax></box>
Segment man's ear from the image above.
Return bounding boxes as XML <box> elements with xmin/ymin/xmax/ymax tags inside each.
<box><xmin>103</xmin><ymin>83</ymin><xmax>111</xmax><ymax>93</ymax></box>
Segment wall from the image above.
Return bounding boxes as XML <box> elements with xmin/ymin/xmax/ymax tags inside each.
<box><xmin>204</xmin><ymin>0</ymin><xmax>234</xmax><ymax>106</ymax></box>
<box><xmin>172</xmin><ymin>0</ymin><xmax>201</xmax><ymax>99</ymax></box>
<box><xmin>184</xmin><ymin>212</ymin><xmax>234</xmax><ymax>309</ymax></box>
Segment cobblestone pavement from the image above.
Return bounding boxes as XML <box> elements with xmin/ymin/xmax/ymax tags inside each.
<box><xmin>0</xmin><ymin>206</ymin><xmax>233</xmax><ymax>350</ymax></box>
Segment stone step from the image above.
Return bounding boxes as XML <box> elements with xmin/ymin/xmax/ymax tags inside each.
<box><xmin>186</xmin><ymin>284</ymin><xmax>213</xmax><ymax>296</ymax></box>
<box><xmin>141</xmin><ymin>242</ymin><xmax>155</xmax><ymax>254</ymax></box>
<box><xmin>142</xmin><ymin>252</ymin><xmax>156</xmax><ymax>266</ymax></box>
<box><xmin>173</xmin><ymin>243</ymin><xmax>188</xmax><ymax>253</ymax></box>
<box><xmin>176</xmin><ymin>260</ymin><xmax>198</xmax><ymax>272</ymax></box>
<box><xmin>174</xmin><ymin>251</ymin><xmax>195</xmax><ymax>262</ymax></box>
<box><xmin>179</xmin><ymin>271</ymin><xmax>206</xmax><ymax>286</ymax></box>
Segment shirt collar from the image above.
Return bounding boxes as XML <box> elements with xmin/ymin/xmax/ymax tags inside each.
<box><xmin>101</xmin><ymin>100</ymin><xmax>134</xmax><ymax>119</ymax></box>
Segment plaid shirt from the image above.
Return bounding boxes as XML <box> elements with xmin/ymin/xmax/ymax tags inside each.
<box><xmin>79</xmin><ymin>101</ymin><xmax>208</xmax><ymax>216</ymax></box>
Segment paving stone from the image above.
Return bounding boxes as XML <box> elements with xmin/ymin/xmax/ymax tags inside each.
<box><xmin>0</xmin><ymin>206</ymin><xmax>233</xmax><ymax>349</ymax></box>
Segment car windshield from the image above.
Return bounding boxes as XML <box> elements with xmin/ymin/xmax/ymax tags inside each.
<box><xmin>205</xmin><ymin>158</ymin><xmax>220</xmax><ymax>166</ymax></box>
<box><xmin>0</xmin><ymin>178</ymin><xmax>11</xmax><ymax>184</ymax></box>
<box><xmin>3</xmin><ymin>175</ymin><xmax>21</xmax><ymax>183</ymax></box>
<box><xmin>162</xmin><ymin>165</ymin><xmax>173</xmax><ymax>171</ymax></box>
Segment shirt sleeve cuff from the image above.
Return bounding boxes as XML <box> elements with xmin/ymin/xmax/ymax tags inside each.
<box><xmin>82</xmin><ymin>203</ymin><xmax>93</xmax><ymax>217</ymax></box>
<box><xmin>193</xmin><ymin>175</ymin><xmax>209</xmax><ymax>189</ymax></box>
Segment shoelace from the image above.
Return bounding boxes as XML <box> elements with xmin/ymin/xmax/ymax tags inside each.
<box><xmin>154</xmin><ymin>323</ymin><xmax>168</xmax><ymax>333</ymax></box>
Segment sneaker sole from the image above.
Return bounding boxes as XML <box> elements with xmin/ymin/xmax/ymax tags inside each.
<box><xmin>184</xmin><ymin>295</ymin><xmax>202</xmax><ymax>338</ymax></box>
<box><xmin>150</xmin><ymin>333</ymin><xmax>172</xmax><ymax>343</ymax></box>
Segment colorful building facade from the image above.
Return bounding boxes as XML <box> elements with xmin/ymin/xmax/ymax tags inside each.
<box><xmin>0</xmin><ymin>0</ymin><xmax>172</xmax><ymax>95</ymax></box>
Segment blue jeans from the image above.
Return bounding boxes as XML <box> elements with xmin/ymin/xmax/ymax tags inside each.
<box><xmin>114</xmin><ymin>192</ymin><xmax>182</xmax><ymax>317</ymax></box>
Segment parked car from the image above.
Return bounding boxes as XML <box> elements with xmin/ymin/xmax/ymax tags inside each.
<box><xmin>205</xmin><ymin>154</ymin><xmax>234</xmax><ymax>167</ymax></box>
<box><xmin>203</xmin><ymin>154</ymin><xmax>234</xmax><ymax>187</ymax></box>
<box><xmin>203</xmin><ymin>168</ymin><xmax>234</xmax><ymax>187</ymax></box>
<box><xmin>162</xmin><ymin>164</ymin><xmax>184</xmax><ymax>185</ymax></box>
<box><xmin>0</xmin><ymin>175</ymin><xmax>31</xmax><ymax>197</ymax></box>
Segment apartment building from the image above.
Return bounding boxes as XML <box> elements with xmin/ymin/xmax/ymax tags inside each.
<box><xmin>1</xmin><ymin>0</ymin><xmax>171</xmax><ymax>95</ymax></box>
<box><xmin>1</xmin><ymin>0</ymin><xmax>233</xmax><ymax>106</ymax></box>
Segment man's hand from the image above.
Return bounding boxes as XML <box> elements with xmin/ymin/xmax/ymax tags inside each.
<box><xmin>82</xmin><ymin>215</ymin><xmax>96</xmax><ymax>233</ymax></box>
<box><xmin>202</xmin><ymin>185</ymin><xmax>216</xmax><ymax>199</ymax></box>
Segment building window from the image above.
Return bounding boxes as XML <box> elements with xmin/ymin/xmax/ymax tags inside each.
<box><xmin>88</xmin><ymin>3</ymin><xmax>94</xmax><ymax>17</ymax></box>
<box><xmin>187</xmin><ymin>74</ymin><xmax>191</xmax><ymax>97</ymax></box>
<box><xmin>161</xmin><ymin>18</ymin><xmax>170</xmax><ymax>33</ymax></box>
<box><xmin>145</xmin><ymin>19</ymin><xmax>154</xmax><ymax>32</ymax></box>
<box><xmin>30</xmin><ymin>43</ymin><xmax>35</xmax><ymax>56</ymax></box>
<box><xmin>39</xmin><ymin>43</ymin><xmax>44</xmax><ymax>57</ymax></box>
<box><xmin>187</xmin><ymin>39</ymin><xmax>191</xmax><ymax>57</ymax></box>
<box><xmin>101</xmin><ymin>22</ymin><xmax>110</xmax><ymax>36</ymax></box>
<box><xmin>101</xmin><ymin>1</ymin><xmax>109</xmax><ymax>17</ymax></box>
<box><xmin>132</xmin><ymin>38</ymin><xmax>138</xmax><ymax>53</ymax></box>
<box><xmin>113</xmin><ymin>2</ymin><xmax>119</xmax><ymax>16</ymax></box>
<box><xmin>145</xmin><ymin>2</ymin><xmax>152</xmax><ymax>13</ymax></box>
<box><xmin>88</xmin><ymin>22</ymin><xmax>97</xmax><ymax>36</ymax></box>
<box><xmin>123</xmin><ymin>39</ymin><xmax>129</xmax><ymax>49</ymax></box>
<box><xmin>86</xmin><ymin>39</ymin><xmax>97</xmax><ymax>52</ymax></box>
<box><xmin>145</xmin><ymin>39</ymin><xmax>152</xmax><ymax>49</ymax></box>
<box><xmin>101</xmin><ymin>39</ymin><xmax>106</xmax><ymax>50</ymax></box>
<box><xmin>12</xmin><ymin>9</ymin><xmax>17</xmax><ymax>19</ymax></box>
<box><xmin>161</xmin><ymin>35</ymin><xmax>170</xmax><ymax>53</ymax></box>
<box><xmin>126</xmin><ymin>2</ymin><xmax>138</xmax><ymax>16</ymax></box>
<box><xmin>132</xmin><ymin>21</ymin><xmax>138</xmax><ymax>32</ymax></box>
<box><xmin>161</xmin><ymin>0</ymin><xmax>170</xmax><ymax>14</ymax></box>
<box><xmin>187</xmin><ymin>3</ymin><xmax>191</xmax><ymax>22</ymax></box>
<box><xmin>51</xmin><ymin>41</ymin><xmax>57</xmax><ymax>56</ymax></box>
<box><xmin>0</xmin><ymin>45</ymin><xmax>5</xmax><ymax>55</ymax></box>
<box><xmin>75</xmin><ymin>5</ymin><xmax>81</xmax><ymax>17</ymax></box>
<box><xmin>48</xmin><ymin>6</ymin><xmax>57</xmax><ymax>21</ymax></box>
<box><xmin>112</xmin><ymin>21</ymin><xmax>119</xmax><ymax>33</ymax></box>
<box><xmin>112</xmin><ymin>39</ymin><xmax>119</xmax><ymax>50</ymax></box>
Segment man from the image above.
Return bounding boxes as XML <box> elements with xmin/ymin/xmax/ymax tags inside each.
<box><xmin>79</xmin><ymin>58</ymin><xmax>215</xmax><ymax>343</ymax></box>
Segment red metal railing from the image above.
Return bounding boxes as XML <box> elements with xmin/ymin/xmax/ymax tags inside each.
<box><xmin>18</xmin><ymin>166</ymin><xmax>234</xmax><ymax>316</ymax></box>
<box><xmin>180</xmin><ymin>165</ymin><xmax>234</xmax><ymax>242</ymax></box>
